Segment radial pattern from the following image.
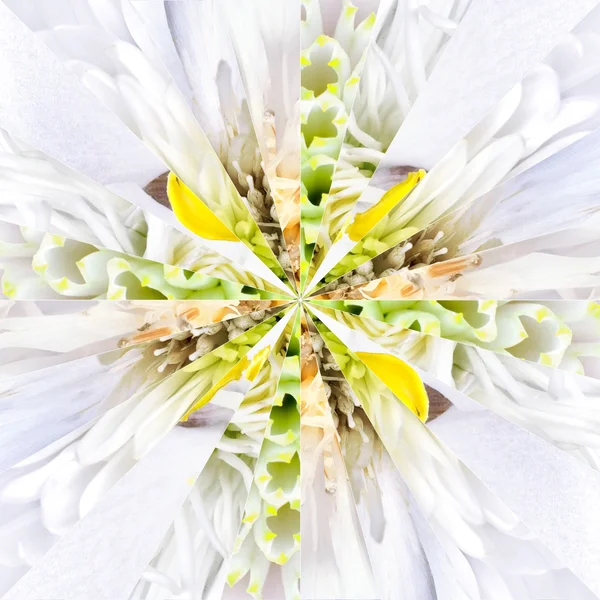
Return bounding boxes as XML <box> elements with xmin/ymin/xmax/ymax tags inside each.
<box><xmin>2</xmin><ymin>1</ymin><xmax>600</xmax><ymax>599</ymax></box>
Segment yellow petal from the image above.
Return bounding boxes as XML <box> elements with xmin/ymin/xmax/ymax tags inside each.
<box><xmin>246</xmin><ymin>345</ymin><xmax>272</xmax><ymax>381</ymax></box>
<box><xmin>181</xmin><ymin>357</ymin><xmax>249</xmax><ymax>420</ymax></box>
<box><xmin>181</xmin><ymin>346</ymin><xmax>271</xmax><ymax>420</ymax></box>
<box><xmin>346</xmin><ymin>170</ymin><xmax>425</xmax><ymax>242</ymax></box>
<box><xmin>356</xmin><ymin>351</ymin><xmax>429</xmax><ymax>422</ymax></box>
<box><xmin>167</xmin><ymin>172</ymin><xmax>239</xmax><ymax>242</ymax></box>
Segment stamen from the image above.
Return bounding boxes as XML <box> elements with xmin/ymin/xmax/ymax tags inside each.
<box><xmin>225</xmin><ymin>123</ymin><xmax>236</xmax><ymax>141</ymax></box>
<box><xmin>231</xmin><ymin>160</ymin><xmax>245</xmax><ymax>181</ymax></box>
<box><xmin>126</xmin><ymin>326</ymin><xmax>174</xmax><ymax>344</ymax></box>
<box><xmin>263</xmin><ymin>110</ymin><xmax>277</xmax><ymax>162</ymax></box>
<box><xmin>397</xmin><ymin>280</ymin><xmax>421</xmax><ymax>297</ymax></box>
<box><xmin>425</xmin><ymin>254</ymin><xmax>482</xmax><ymax>278</ymax></box>
<box><xmin>180</xmin><ymin>307</ymin><xmax>200</xmax><ymax>321</ymax></box>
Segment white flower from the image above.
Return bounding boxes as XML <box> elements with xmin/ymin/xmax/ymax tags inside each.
<box><xmin>1</xmin><ymin>1</ymin><xmax>600</xmax><ymax>599</ymax></box>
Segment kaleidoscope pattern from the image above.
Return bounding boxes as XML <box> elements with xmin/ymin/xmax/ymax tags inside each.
<box><xmin>2</xmin><ymin>1</ymin><xmax>600</xmax><ymax>599</ymax></box>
